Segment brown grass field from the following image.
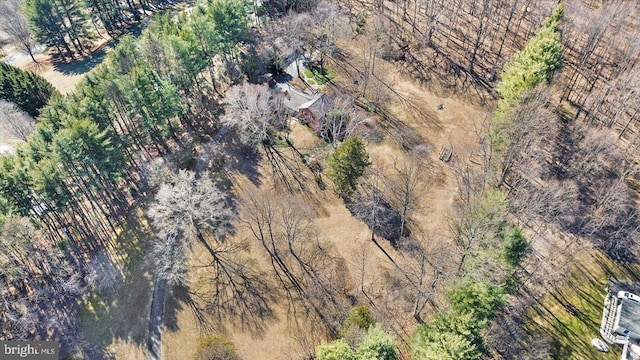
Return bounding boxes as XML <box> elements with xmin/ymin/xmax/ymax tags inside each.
<box><xmin>157</xmin><ymin>51</ymin><xmax>491</xmax><ymax>358</ymax></box>
<box><xmin>2</xmin><ymin>31</ymin><xmax>491</xmax><ymax>357</ymax></box>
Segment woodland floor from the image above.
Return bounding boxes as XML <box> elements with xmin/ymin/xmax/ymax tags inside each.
<box><xmin>1</xmin><ymin>38</ymin><xmax>110</xmax><ymax>95</ymax></box>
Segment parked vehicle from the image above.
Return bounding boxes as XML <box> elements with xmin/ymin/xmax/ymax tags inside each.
<box><xmin>592</xmin><ymin>338</ymin><xmax>610</xmax><ymax>353</ymax></box>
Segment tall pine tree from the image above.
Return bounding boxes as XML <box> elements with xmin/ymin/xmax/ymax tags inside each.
<box><xmin>326</xmin><ymin>136</ymin><xmax>371</xmax><ymax>196</ymax></box>
<box><xmin>0</xmin><ymin>63</ymin><xmax>55</xmax><ymax>117</ymax></box>
<box><xmin>25</xmin><ymin>0</ymin><xmax>91</xmax><ymax>60</ymax></box>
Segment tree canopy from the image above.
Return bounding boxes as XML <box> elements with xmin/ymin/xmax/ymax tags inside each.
<box><xmin>494</xmin><ymin>4</ymin><xmax>563</xmax><ymax>116</ymax></box>
<box><xmin>411</xmin><ymin>281</ymin><xmax>505</xmax><ymax>360</ymax></box>
<box><xmin>0</xmin><ymin>63</ymin><xmax>55</xmax><ymax>117</ymax></box>
<box><xmin>326</xmin><ymin>136</ymin><xmax>371</xmax><ymax>195</ymax></box>
<box><xmin>316</xmin><ymin>324</ymin><xmax>398</xmax><ymax>360</ymax></box>
<box><xmin>196</xmin><ymin>335</ymin><xmax>242</xmax><ymax>360</ymax></box>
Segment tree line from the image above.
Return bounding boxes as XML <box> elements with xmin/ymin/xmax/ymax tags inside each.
<box><xmin>335</xmin><ymin>0</ymin><xmax>557</xmax><ymax>96</ymax></box>
<box><xmin>0</xmin><ymin>0</ymin><xmax>250</xmax><ymax>351</ymax></box>
<box><xmin>1</xmin><ymin>0</ymin><xmax>186</xmax><ymax>62</ymax></box>
<box><xmin>407</xmin><ymin>4</ymin><xmax>568</xmax><ymax>359</ymax></box>
<box><xmin>0</xmin><ymin>63</ymin><xmax>56</xmax><ymax>117</ymax></box>
<box><xmin>473</xmin><ymin>2</ymin><xmax>640</xmax><ymax>357</ymax></box>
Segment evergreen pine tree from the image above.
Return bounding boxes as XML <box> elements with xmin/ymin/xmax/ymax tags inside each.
<box><xmin>0</xmin><ymin>63</ymin><xmax>55</xmax><ymax>117</ymax></box>
<box><xmin>326</xmin><ymin>136</ymin><xmax>371</xmax><ymax>196</ymax></box>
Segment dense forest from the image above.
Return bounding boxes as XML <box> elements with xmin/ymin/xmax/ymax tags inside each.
<box><xmin>0</xmin><ymin>0</ymin><xmax>639</xmax><ymax>359</ymax></box>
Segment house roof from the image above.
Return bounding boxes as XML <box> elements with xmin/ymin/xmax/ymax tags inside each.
<box><xmin>618</xmin><ymin>298</ymin><xmax>640</xmax><ymax>341</ymax></box>
<box><xmin>274</xmin><ymin>82</ymin><xmax>335</xmax><ymax>120</ymax></box>
<box><xmin>298</xmin><ymin>93</ymin><xmax>334</xmax><ymax>119</ymax></box>
<box><xmin>276</xmin><ymin>83</ymin><xmax>316</xmax><ymax>111</ymax></box>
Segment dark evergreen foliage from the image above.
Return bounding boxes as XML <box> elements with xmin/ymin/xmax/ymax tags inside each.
<box><xmin>0</xmin><ymin>63</ymin><xmax>55</xmax><ymax>117</ymax></box>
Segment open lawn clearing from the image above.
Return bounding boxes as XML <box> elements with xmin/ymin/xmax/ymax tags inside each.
<box><xmin>7</xmin><ymin>39</ymin><xmax>111</xmax><ymax>95</ymax></box>
<box><xmin>326</xmin><ymin>45</ymin><xmax>491</xmax><ymax>231</ymax></box>
<box><xmin>386</xmin><ymin>76</ymin><xmax>488</xmax><ymax>153</ymax></box>
<box><xmin>159</xmin><ymin>131</ymin><xmax>397</xmax><ymax>359</ymax></box>
<box><xmin>162</xmin><ymin>283</ymin><xmax>298</xmax><ymax>360</ymax></box>
<box><xmin>159</xmin><ymin>203</ymin><xmax>315</xmax><ymax>360</ymax></box>
<box><xmin>76</xmin><ymin>205</ymin><xmax>153</xmax><ymax>360</ymax></box>
<box><xmin>160</xmin><ymin>171</ymin><xmax>397</xmax><ymax>359</ymax></box>
<box><xmin>527</xmin><ymin>248</ymin><xmax>640</xmax><ymax>360</ymax></box>
<box><xmin>160</xmin><ymin>57</ymin><xmax>490</xmax><ymax>357</ymax></box>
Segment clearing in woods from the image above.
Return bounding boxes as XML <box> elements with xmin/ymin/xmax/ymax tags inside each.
<box><xmin>1</xmin><ymin>37</ymin><xmax>111</xmax><ymax>95</ymax></box>
<box><xmin>160</xmin><ymin>58</ymin><xmax>490</xmax><ymax>358</ymax></box>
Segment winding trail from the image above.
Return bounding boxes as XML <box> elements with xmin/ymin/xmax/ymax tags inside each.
<box><xmin>147</xmin><ymin>125</ymin><xmax>231</xmax><ymax>359</ymax></box>
<box><xmin>147</xmin><ymin>277</ymin><xmax>167</xmax><ymax>360</ymax></box>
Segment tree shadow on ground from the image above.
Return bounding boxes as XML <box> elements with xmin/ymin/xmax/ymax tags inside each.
<box><xmin>263</xmin><ymin>144</ymin><xmax>315</xmax><ymax>194</ymax></box>
<box><xmin>520</xmin><ymin>250</ymin><xmax>635</xmax><ymax>360</ymax></box>
<box><xmin>163</xmin><ymin>284</ymin><xmax>190</xmax><ymax>333</ymax></box>
<box><xmin>53</xmin><ymin>46</ymin><xmax>109</xmax><ymax>75</ymax></box>
<box><xmin>358</xmin><ymin>100</ymin><xmax>426</xmax><ymax>152</ymax></box>
<box><xmin>163</xmin><ymin>263</ymin><xmax>277</xmax><ymax>338</ymax></box>
<box><xmin>222</xmin><ymin>137</ymin><xmax>263</xmax><ymax>186</ymax></box>
<box><xmin>540</xmin><ymin>116</ymin><xmax>639</xmax><ymax>263</ymax></box>
<box><xmin>75</xmin><ymin>207</ymin><xmax>152</xmax><ymax>359</ymax></box>
<box><xmin>396</xmin><ymin>43</ymin><xmax>495</xmax><ymax>107</ymax></box>
<box><xmin>344</xmin><ymin>182</ymin><xmax>408</xmax><ymax>247</ymax></box>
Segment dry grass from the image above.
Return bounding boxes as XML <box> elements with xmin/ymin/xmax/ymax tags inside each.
<box><xmin>158</xmin><ymin>51</ymin><xmax>491</xmax><ymax>359</ymax></box>
<box><xmin>2</xmin><ymin>37</ymin><xmax>112</xmax><ymax>95</ymax></box>
<box><xmin>1</xmin><ymin>7</ymin><xmax>635</xmax><ymax>360</ymax></box>
<box><xmin>2</xmin><ymin>17</ymin><xmax>494</xmax><ymax>360</ymax></box>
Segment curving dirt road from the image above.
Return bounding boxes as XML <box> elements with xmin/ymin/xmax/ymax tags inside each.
<box><xmin>147</xmin><ymin>277</ymin><xmax>167</xmax><ymax>360</ymax></box>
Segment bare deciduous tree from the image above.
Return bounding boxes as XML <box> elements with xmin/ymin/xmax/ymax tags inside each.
<box><xmin>148</xmin><ymin>169</ymin><xmax>273</xmax><ymax>331</ymax></box>
<box><xmin>320</xmin><ymin>96</ymin><xmax>370</xmax><ymax>148</ymax></box>
<box><xmin>240</xmin><ymin>188</ymin><xmax>351</xmax><ymax>336</ymax></box>
<box><xmin>385</xmin><ymin>151</ymin><xmax>431</xmax><ymax>242</ymax></box>
<box><xmin>221</xmin><ymin>83</ymin><xmax>289</xmax><ymax>146</ymax></box>
<box><xmin>222</xmin><ymin>83</ymin><xmax>316</xmax><ymax>192</ymax></box>
<box><xmin>347</xmin><ymin>174</ymin><xmax>404</xmax><ymax>245</ymax></box>
<box><xmin>448</xmin><ymin>159</ymin><xmax>508</xmax><ymax>278</ymax></box>
<box><xmin>486</xmin><ymin>297</ymin><xmax>553</xmax><ymax>359</ymax></box>
<box><xmin>149</xmin><ymin>170</ymin><xmax>233</xmax><ymax>259</ymax></box>
<box><xmin>390</xmin><ymin>234</ymin><xmax>451</xmax><ymax>323</ymax></box>
<box><xmin>0</xmin><ymin>100</ymin><xmax>37</xmax><ymax>142</ymax></box>
<box><xmin>286</xmin><ymin>13</ymin><xmax>314</xmax><ymax>78</ymax></box>
<box><xmin>494</xmin><ymin>88</ymin><xmax>558</xmax><ymax>188</ymax></box>
<box><xmin>0</xmin><ymin>216</ymin><xmax>81</xmax><ymax>345</ymax></box>
<box><xmin>0</xmin><ymin>0</ymin><xmax>37</xmax><ymax>63</ymax></box>
<box><xmin>497</xmin><ymin>88</ymin><xmax>639</xmax><ymax>261</ymax></box>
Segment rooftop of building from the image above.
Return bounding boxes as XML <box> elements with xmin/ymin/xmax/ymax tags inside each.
<box><xmin>619</xmin><ymin>296</ymin><xmax>640</xmax><ymax>341</ymax></box>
